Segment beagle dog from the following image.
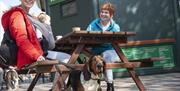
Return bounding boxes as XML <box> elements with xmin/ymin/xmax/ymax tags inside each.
<box><xmin>4</xmin><ymin>66</ymin><xmax>19</xmax><ymax>90</ymax></box>
<box><xmin>67</xmin><ymin>55</ymin><xmax>106</xmax><ymax>91</ymax></box>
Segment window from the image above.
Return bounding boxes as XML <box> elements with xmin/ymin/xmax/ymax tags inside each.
<box><xmin>61</xmin><ymin>0</ymin><xmax>77</xmax><ymax>17</ymax></box>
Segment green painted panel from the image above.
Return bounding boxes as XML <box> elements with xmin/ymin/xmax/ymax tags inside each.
<box><xmin>154</xmin><ymin>45</ymin><xmax>175</xmax><ymax>68</ymax></box>
<box><xmin>122</xmin><ymin>47</ymin><xmax>159</xmax><ymax>60</ymax></box>
<box><xmin>113</xmin><ymin>45</ymin><xmax>175</xmax><ymax>72</ymax></box>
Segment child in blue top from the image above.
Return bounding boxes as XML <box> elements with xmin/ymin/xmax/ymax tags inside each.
<box><xmin>87</xmin><ymin>2</ymin><xmax>120</xmax><ymax>91</ymax></box>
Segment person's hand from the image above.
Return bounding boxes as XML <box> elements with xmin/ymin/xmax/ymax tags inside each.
<box><xmin>37</xmin><ymin>56</ymin><xmax>45</xmax><ymax>61</ymax></box>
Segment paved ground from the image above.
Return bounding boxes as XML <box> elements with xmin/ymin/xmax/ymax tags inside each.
<box><xmin>2</xmin><ymin>72</ymin><xmax>180</xmax><ymax>91</ymax></box>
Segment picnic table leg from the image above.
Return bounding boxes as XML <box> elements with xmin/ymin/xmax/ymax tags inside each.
<box><xmin>82</xmin><ymin>48</ymin><xmax>94</xmax><ymax>57</ymax></box>
<box><xmin>52</xmin><ymin>44</ymin><xmax>85</xmax><ymax>91</ymax></box>
<box><xmin>54</xmin><ymin>65</ymin><xmax>67</xmax><ymax>91</ymax></box>
<box><xmin>112</xmin><ymin>43</ymin><xmax>146</xmax><ymax>91</ymax></box>
<box><xmin>27</xmin><ymin>73</ymin><xmax>42</xmax><ymax>91</ymax></box>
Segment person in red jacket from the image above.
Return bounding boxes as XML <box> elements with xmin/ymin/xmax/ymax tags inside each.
<box><xmin>1</xmin><ymin>0</ymin><xmax>45</xmax><ymax>69</ymax></box>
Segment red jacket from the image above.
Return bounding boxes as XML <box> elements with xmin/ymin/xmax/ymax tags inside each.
<box><xmin>1</xmin><ymin>7</ymin><xmax>43</xmax><ymax>69</ymax></box>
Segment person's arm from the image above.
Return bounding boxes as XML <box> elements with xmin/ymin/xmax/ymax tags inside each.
<box><xmin>114</xmin><ymin>24</ymin><xmax>120</xmax><ymax>32</ymax></box>
<box><xmin>9</xmin><ymin>11</ymin><xmax>42</xmax><ymax>61</ymax></box>
<box><xmin>86</xmin><ymin>24</ymin><xmax>92</xmax><ymax>31</ymax></box>
<box><xmin>86</xmin><ymin>19</ymin><xmax>102</xmax><ymax>32</ymax></box>
<box><xmin>86</xmin><ymin>19</ymin><xmax>99</xmax><ymax>31</ymax></box>
<box><xmin>111</xmin><ymin>20</ymin><xmax>120</xmax><ymax>32</ymax></box>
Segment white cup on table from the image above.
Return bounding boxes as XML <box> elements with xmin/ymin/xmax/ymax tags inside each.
<box><xmin>72</xmin><ymin>27</ymin><xmax>81</xmax><ymax>32</ymax></box>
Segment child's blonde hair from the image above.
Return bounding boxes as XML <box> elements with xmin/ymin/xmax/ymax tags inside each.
<box><xmin>101</xmin><ymin>2</ymin><xmax>115</xmax><ymax>17</ymax></box>
<box><xmin>38</xmin><ymin>12</ymin><xmax>51</xmax><ymax>25</ymax></box>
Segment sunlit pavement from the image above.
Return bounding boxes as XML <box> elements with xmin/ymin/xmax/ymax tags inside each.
<box><xmin>16</xmin><ymin>72</ymin><xmax>180</xmax><ymax>91</ymax></box>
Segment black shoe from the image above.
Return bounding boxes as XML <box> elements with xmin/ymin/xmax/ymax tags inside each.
<box><xmin>107</xmin><ymin>83</ymin><xmax>114</xmax><ymax>91</ymax></box>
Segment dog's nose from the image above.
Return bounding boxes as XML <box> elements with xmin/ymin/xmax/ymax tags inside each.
<box><xmin>97</xmin><ymin>63</ymin><xmax>103</xmax><ymax>69</ymax></box>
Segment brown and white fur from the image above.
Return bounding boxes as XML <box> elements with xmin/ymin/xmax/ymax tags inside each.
<box><xmin>67</xmin><ymin>55</ymin><xmax>106</xmax><ymax>91</ymax></box>
<box><xmin>4</xmin><ymin>66</ymin><xmax>19</xmax><ymax>90</ymax></box>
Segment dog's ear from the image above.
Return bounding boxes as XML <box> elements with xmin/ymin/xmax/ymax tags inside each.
<box><xmin>99</xmin><ymin>55</ymin><xmax>106</xmax><ymax>73</ymax></box>
<box><xmin>103</xmin><ymin>61</ymin><xmax>106</xmax><ymax>74</ymax></box>
<box><xmin>82</xmin><ymin>56</ymin><xmax>93</xmax><ymax>81</ymax></box>
<box><xmin>82</xmin><ymin>63</ymin><xmax>91</xmax><ymax>81</ymax></box>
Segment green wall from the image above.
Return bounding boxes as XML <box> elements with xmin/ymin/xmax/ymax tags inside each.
<box><xmin>50</xmin><ymin>0</ymin><xmax>95</xmax><ymax>36</ymax></box>
<box><xmin>50</xmin><ymin>0</ymin><xmax>177</xmax><ymax>40</ymax></box>
<box><xmin>99</xmin><ymin>0</ymin><xmax>175</xmax><ymax>40</ymax></box>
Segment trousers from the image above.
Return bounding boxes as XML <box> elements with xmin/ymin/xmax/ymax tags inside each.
<box><xmin>103</xmin><ymin>50</ymin><xmax>121</xmax><ymax>83</ymax></box>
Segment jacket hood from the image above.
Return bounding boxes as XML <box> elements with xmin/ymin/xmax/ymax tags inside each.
<box><xmin>1</xmin><ymin>6</ymin><xmax>24</xmax><ymax>31</ymax></box>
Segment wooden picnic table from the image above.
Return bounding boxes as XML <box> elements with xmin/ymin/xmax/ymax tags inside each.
<box><xmin>52</xmin><ymin>31</ymin><xmax>162</xmax><ymax>91</ymax></box>
<box><xmin>24</xmin><ymin>31</ymin><xmax>163</xmax><ymax>91</ymax></box>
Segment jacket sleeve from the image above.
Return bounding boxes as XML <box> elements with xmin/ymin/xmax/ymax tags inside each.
<box><xmin>86</xmin><ymin>24</ymin><xmax>92</xmax><ymax>31</ymax></box>
<box><xmin>114</xmin><ymin>24</ymin><xmax>120</xmax><ymax>32</ymax></box>
<box><xmin>9</xmin><ymin>11</ymin><xmax>42</xmax><ymax>60</ymax></box>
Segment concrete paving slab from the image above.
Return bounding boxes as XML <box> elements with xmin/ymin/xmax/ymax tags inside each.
<box><xmin>2</xmin><ymin>72</ymin><xmax>180</xmax><ymax>91</ymax></box>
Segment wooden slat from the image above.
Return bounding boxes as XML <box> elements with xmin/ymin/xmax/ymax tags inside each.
<box><xmin>54</xmin><ymin>61</ymin><xmax>154</xmax><ymax>72</ymax></box>
<box><xmin>65</xmin><ymin>31</ymin><xmax>136</xmax><ymax>37</ymax></box>
<box><xmin>67</xmin><ymin>36</ymin><xmax>127</xmax><ymax>44</ymax></box>
<box><xmin>56</xmin><ymin>31</ymin><xmax>136</xmax><ymax>44</ymax></box>
<box><xmin>19</xmin><ymin>57</ymin><xmax>163</xmax><ymax>73</ymax></box>
<box><xmin>24</xmin><ymin>60</ymin><xmax>59</xmax><ymax>69</ymax></box>
<box><xmin>129</xmin><ymin>57</ymin><xmax>164</xmax><ymax>62</ymax></box>
<box><xmin>118</xmin><ymin>38</ymin><xmax>175</xmax><ymax>47</ymax></box>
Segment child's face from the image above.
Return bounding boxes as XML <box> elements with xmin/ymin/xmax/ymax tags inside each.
<box><xmin>100</xmin><ymin>9</ymin><xmax>112</xmax><ymax>22</ymax></box>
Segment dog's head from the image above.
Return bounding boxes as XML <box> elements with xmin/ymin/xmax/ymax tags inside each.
<box><xmin>89</xmin><ymin>55</ymin><xmax>106</xmax><ymax>75</ymax></box>
<box><xmin>83</xmin><ymin>55</ymin><xmax>106</xmax><ymax>81</ymax></box>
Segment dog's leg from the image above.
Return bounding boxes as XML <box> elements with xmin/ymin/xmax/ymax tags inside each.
<box><xmin>97</xmin><ymin>79</ymin><xmax>102</xmax><ymax>91</ymax></box>
<box><xmin>78</xmin><ymin>84</ymin><xmax>85</xmax><ymax>91</ymax></box>
<box><xmin>69</xmin><ymin>70</ymin><xmax>85</xmax><ymax>91</ymax></box>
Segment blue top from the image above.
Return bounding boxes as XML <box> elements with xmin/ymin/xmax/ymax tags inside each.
<box><xmin>86</xmin><ymin>18</ymin><xmax>120</xmax><ymax>54</ymax></box>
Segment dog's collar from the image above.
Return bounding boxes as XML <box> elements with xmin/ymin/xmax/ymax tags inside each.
<box><xmin>82</xmin><ymin>71</ymin><xmax>103</xmax><ymax>81</ymax></box>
